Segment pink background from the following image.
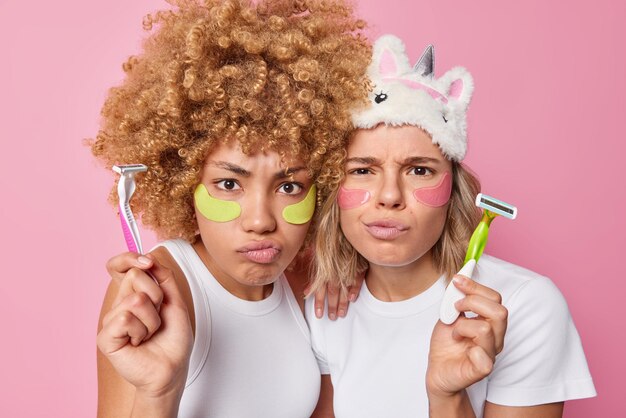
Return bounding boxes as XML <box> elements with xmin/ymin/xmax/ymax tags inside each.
<box><xmin>0</xmin><ymin>0</ymin><xmax>623</xmax><ymax>416</ymax></box>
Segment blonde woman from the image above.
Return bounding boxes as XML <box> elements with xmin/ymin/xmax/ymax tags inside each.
<box><xmin>306</xmin><ymin>35</ymin><xmax>596</xmax><ymax>417</ymax></box>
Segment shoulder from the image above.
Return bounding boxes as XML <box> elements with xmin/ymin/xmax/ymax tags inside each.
<box><xmin>304</xmin><ymin>295</ymin><xmax>334</xmax><ymax>371</ymax></box>
<box><xmin>482</xmin><ymin>257</ymin><xmax>596</xmax><ymax>405</ymax></box>
<box><xmin>304</xmin><ymin>296</ymin><xmax>336</xmax><ymax>334</ymax></box>
<box><xmin>304</xmin><ymin>294</ymin><xmax>357</xmax><ymax>338</ymax></box>
<box><xmin>476</xmin><ymin>255</ymin><xmax>566</xmax><ymax>310</ymax></box>
<box><xmin>478</xmin><ymin>256</ymin><xmax>576</xmax><ymax>354</ymax></box>
<box><xmin>476</xmin><ymin>254</ymin><xmax>547</xmax><ymax>287</ymax></box>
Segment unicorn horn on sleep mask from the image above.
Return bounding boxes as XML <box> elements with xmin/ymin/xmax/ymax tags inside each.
<box><xmin>352</xmin><ymin>34</ymin><xmax>474</xmax><ymax>162</ymax></box>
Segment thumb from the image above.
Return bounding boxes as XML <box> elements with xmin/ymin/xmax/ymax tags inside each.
<box><xmin>467</xmin><ymin>346</ymin><xmax>494</xmax><ymax>378</ymax></box>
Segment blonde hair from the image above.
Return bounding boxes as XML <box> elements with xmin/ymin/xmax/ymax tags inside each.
<box><xmin>90</xmin><ymin>0</ymin><xmax>371</xmax><ymax>241</ymax></box>
<box><xmin>309</xmin><ymin>161</ymin><xmax>482</xmax><ymax>294</ymax></box>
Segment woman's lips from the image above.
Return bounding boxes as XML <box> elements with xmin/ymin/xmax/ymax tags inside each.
<box><xmin>364</xmin><ymin>220</ymin><xmax>409</xmax><ymax>240</ymax></box>
<box><xmin>237</xmin><ymin>241</ymin><xmax>281</xmax><ymax>264</ymax></box>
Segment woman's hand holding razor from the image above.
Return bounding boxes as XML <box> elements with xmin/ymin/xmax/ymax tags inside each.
<box><xmin>97</xmin><ymin>253</ymin><xmax>193</xmax><ymax>416</ymax></box>
<box><xmin>426</xmin><ymin>275</ymin><xmax>508</xmax><ymax>417</ymax></box>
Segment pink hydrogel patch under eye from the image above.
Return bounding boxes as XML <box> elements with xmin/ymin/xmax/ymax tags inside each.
<box><xmin>413</xmin><ymin>172</ymin><xmax>452</xmax><ymax>207</ymax></box>
<box><xmin>337</xmin><ymin>186</ymin><xmax>371</xmax><ymax>209</ymax></box>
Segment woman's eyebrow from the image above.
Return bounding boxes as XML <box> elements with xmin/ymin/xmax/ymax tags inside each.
<box><xmin>402</xmin><ymin>156</ymin><xmax>442</xmax><ymax>165</ymax></box>
<box><xmin>207</xmin><ymin>162</ymin><xmax>306</xmax><ymax>179</ymax></box>
<box><xmin>346</xmin><ymin>156</ymin><xmax>380</xmax><ymax>165</ymax></box>
<box><xmin>208</xmin><ymin>161</ymin><xmax>251</xmax><ymax>177</ymax></box>
<box><xmin>275</xmin><ymin>166</ymin><xmax>306</xmax><ymax>180</ymax></box>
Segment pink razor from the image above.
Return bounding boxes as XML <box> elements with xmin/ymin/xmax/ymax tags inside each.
<box><xmin>112</xmin><ymin>164</ymin><xmax>148</xmax><ymax>254</ymax></box>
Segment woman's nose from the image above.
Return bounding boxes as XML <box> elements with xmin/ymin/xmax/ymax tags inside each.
<box><xmin>240</xmin><ymin>194</ymin><xmax>278</xmax><ymax>234</ymax></box>
<box><xmin>376</xmin><ymin>174</ymin><xmax>405</xmax><ymax>210</ymax></box>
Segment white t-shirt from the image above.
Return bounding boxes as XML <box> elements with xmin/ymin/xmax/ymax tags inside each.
<box><xmin>157</xmin><ymin>239</ymin><xmax>321</xmax><ymax>418</ymax></box>
<box><xmin>305</xmin><ymin>255</ymin><xmax>596</xmax><ymax>418</ymax></box>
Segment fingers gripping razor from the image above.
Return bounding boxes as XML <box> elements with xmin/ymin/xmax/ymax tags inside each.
<box><xmin>112</xmin><ymin>164</ymin><xmax>148</xmax><ymax>254</ymax></box>
<box><xmin>439</xmin><ymin>193</ymin><xmax>517</xmax><ymax>324</ymax></box>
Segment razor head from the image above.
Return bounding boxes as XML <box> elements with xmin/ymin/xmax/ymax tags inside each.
<box><xmin>475</xmin><ymin>193</ymin><xmax>517</xmax><ymax>220</ymax></box>
<box><xmin>112</xmin><ymin>164</ymin><xmax>148</xmax><ymax>175</ymax></box>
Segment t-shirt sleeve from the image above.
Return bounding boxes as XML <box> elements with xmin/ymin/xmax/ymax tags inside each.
<box><xmin>486</xmin><ymin>275</ymin><xmax>596</xmax><ymax>406</ymax></box>
<box><xmin>304</xmin><ymin>296</ymin><xmax>331</xmax><ymax>375</ymax></box>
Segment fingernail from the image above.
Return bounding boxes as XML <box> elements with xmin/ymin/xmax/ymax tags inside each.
<box><xmin>315</xmin><ymin>308</ymin><xmax>322</xmax><ymax>318</ymax></box>
<box><xmin>453</xmin><ymin>276</ymin><xmax>467</xmax><ymax>286</ymax></box>
<box><xmin>349</xmin><ymin>293</ymin><xmax>357</xmax><ymax>302</ymax></box>
<box><xmin>338</xmin><ymin>309</ymin><xmax>346</xmax><ymax>317</ymax></box>
<box><xmin>137</xmin><ymin>256</ymin><xmax>151</xmax><ymax>267</ymax></box>
<box><xmin>329</xmin><ymin>313</ymin><xmax>337</xmax><ymax>321</ymax></box>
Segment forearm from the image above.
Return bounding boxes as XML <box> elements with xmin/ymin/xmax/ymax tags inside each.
<box><xmin>428</xmin><ymin>390</ymin><xmax>476</xmax><ymax>418</ymax></box>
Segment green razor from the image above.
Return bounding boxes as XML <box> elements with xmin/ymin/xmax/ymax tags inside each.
<box><xmin>465</xmin><ymin>193</ymin><xmax>517</xmax><ymax>264</ymax></box>
<box><xmin>440</xmin><ymin>193</ymin><xmax>517</xmax><ymax>324</ymax></box>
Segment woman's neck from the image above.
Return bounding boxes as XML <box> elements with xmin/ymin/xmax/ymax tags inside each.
<box><xmin>366</xmin><ymin>251</ymin><xmax>441</xmax><ymax>302</ymax></box>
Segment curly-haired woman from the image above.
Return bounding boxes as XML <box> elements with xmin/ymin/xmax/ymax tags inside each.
<box><xmin>91</xmin><ymin>1</ymin><xmax>370</xmax><ymax>417</ymax></box>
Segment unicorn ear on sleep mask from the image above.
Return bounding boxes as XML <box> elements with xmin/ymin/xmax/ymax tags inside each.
<box><xmin>352</xmin><ymin>34</ymin><xmax>474</xmax><ymax>162</ymax></box>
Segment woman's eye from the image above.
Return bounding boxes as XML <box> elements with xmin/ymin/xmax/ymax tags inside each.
<box><xmin>278</xmin><ymin>182</ymin><xmax>303</xmax><ymax>195</ymax></box>
<box><xmin>216</xmin><ymin>179</ymin><xmax>241</xmax><ymax>191</ymax></box>
<box><xmin>350</xmin><ymin>168</ymin><xmax>371</xmax><ymax>175</ymax></box>
<box><xmin>411</xmin><ymin>167</ymin><xmax>432</xmax><ymax>176</ymax></box>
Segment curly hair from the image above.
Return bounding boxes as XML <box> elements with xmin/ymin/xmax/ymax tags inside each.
<box><xmin>309</xmin><ymin>161</ymin><xmax>482</xmax><ymax>295</ymax></box>
<box><xmin>90</xmin><ymin>0</ymin><xmax>371</xmax><ymax>241</ymax></box>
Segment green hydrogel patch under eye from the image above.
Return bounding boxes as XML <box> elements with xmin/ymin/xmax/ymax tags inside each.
<box><xmin>194</xmin><ymin>184</ymin><xmax>242</xmax><ymax>222</ymax></box>
<box><xmin>282</xmin><ymin>185</ymin><xmax>317</xmax><ymax>225</ymax></box>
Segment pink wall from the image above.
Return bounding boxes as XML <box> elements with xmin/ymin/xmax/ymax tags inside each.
<box><xmin>0</xmin><ymin>0</ymin><xmax>622</xmax><ymax>416</ymax></box>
